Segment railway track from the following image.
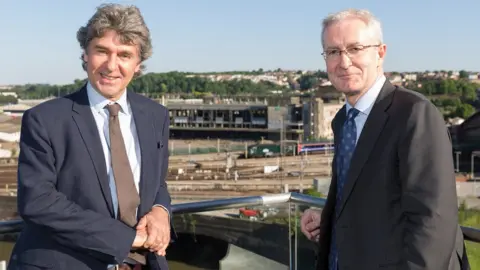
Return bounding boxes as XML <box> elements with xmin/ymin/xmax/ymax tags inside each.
<box><xmin>0</xmin><ymin>154</ymin><xmax>333</xmax><ymax>185</ymax></box>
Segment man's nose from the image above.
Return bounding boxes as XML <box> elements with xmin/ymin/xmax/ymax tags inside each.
<box><xmin>105</xmin><ymin>55</ymin><xmax>117</xmax><ymax>71</ymax></box>
<box><xmin>339</xmin><ymin>53</ymin><xmax>352</xmax><ymax>69</ymax></box>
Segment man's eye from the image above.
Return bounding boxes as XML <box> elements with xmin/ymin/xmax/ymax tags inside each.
<box><xmin>348</xmin><ymin>47</ymin><xmax>362</xmax><ymax>53</ymax></box>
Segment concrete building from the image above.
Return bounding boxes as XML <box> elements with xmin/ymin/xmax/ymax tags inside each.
<box><xmin>167</xmin><ymin>103</ymin><xmax>304</xmax><ymax>141</ymax></box>
<box><xmin>166</xmin><ymin>95</ymin><xmax>343</xmax><ymax>142</ymax></box>
<box><xmin>303</xmin><ymin>98</ymin><xmax>343</xmax><ymax>140</ymax></box>
<box><xmin>14</xmin><ymin>94</ymin><xmax>345</xmax><ymax>142</ymax></box>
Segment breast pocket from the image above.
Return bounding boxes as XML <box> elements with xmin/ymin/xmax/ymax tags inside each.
<box><xmin>156</xmin><ymin>140</ymin><xmax>165</xmax><ymax>157</ymax></box>
<box><xmin>155</xmin><ymin>140</ymin><xmax>167</xmax><ymax>172</ymax></box>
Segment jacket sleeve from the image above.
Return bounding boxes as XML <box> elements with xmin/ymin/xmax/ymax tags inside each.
<box><xmin>398</xmin><ymin>100</ymin><xmax>458</xmax><ymax>269</ymax></box>
<box><xmin>152</xmin><ymin>110</ymin><xmax>175</xmax><ymax>239</ymax></box>
<box><xmin>17</xmin><ymin>109</ymin><xmax>136</xmax><ymax>265</ymax></box>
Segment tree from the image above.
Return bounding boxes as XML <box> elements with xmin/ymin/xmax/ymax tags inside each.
<box><xmin>297</xmin><ymin>75</ymin><xmax>318</xmax><ymax>90</ymax></box>
<box><xmin>459</xmin><ymin>70</ymin><xmax>469</xmax><ymax>79</ymax></box>
<box><xmin>438</xmin><ymin>79</ymin><xmax>457</xmax><ymax>95</ymax></box>
<box><xmin>422</xmin><ymin>81</ymin><xmax>436</xmax><ymax>95</ymax></box>
<box><xmin>453</xmin><ymin>103</ymin><xmax>476</xmax><ymax>119</ymax></box>
<box><xmin>457</xmin><ymin>81</ymin><xmax>478</xmax><ymax>102</ymax></box>
<box><xmin>14</xmin><ymin>71</ymin><xmax>290</xmax><ymax>99</ymax></box>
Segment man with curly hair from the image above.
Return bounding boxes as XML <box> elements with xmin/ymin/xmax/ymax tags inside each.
<box><xmin>9</xmin><ymin>4</ymin><xmax>174</xmax><ymax>270</ymax></box>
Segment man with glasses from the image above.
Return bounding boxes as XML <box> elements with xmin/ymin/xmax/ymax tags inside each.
<box><xmin>300</xmin><ymin>8</ymin><xmax>468</xmax><ymax>270</ymax></box>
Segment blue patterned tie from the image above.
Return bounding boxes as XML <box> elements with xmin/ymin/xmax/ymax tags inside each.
<box><xmin>329</xmin><ymin>108</ymin><xmax>360</xmax><ymax>270</ymax></box>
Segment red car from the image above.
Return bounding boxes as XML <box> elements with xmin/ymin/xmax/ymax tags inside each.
<box><xmin>239</xmin><ymin>206</ymin><xmax>278</xmax><ymax>220</ymax></box>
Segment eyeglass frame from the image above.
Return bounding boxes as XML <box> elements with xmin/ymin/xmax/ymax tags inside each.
<box><xmin>321</xmin><ymin>44</ymin><xmax>381</xmax><ymax>60</ymax></box>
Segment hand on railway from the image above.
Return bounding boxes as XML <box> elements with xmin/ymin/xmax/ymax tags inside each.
<box><xmin>136</xmin><ymin>207</ymin><xmax>171</xmax><ymax>256</ymax></box>
<box><xmin>300</xmin><ymin>209</ymin><xmax>321</xmax><ymax>242</ymax></box>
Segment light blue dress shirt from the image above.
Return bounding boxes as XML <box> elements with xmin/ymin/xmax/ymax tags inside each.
<box><xmin>345</xmin><ymin>75</ymin><xmax>386</xmax><ymax>143</ymax></box>
<box><xmin>86</xmin><ymin>83</ymin><xmax>142</xmax><ymax>219</ymax></box>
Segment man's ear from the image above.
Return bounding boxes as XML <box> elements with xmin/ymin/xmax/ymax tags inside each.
<box><xmin>83</xmin><ymin>50</ymin><xmax>88</xmax><ymax>62</ymax></box>
<box><xmin>377</xmin><ymin>43</ymin><xmax>387</xmax><ymax>66</ymax></box>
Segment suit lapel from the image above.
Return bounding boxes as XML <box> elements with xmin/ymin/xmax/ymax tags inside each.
<box><xmin>332</xmin><ymin>106</ymin><xmax>346</xmax><ymax>181</ymax></box>
<box><xmin>329</xmin><ymin>106</ymin><xmax>346</xmax><ymax>213</ymax></box>
<box><xmin>333</xmin><ymin>106</ymin><xmax>346</xmax><ymax>152</ymax></box>
<box><xmin>336</xmin><ymin>81</ymin><xmax>396</xmax><ymax>219</ymax></box>
<box><xmin>71</xmin><ymin>86</ymin><xmax>114</xmax><ymax>217</ymax></box>
<box><xmin>128</xmin><ymin>92</ymin><xmax>157</xmax><ymax>217</ymax></box>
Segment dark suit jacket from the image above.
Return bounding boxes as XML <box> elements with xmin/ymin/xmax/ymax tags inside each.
<box><xmin>8</xmin><ymin>86</ymin><xmax>174</xmax><ymax>270</ymax></box>
<box><xmin>316</xmin><ymin>81</ymin><xmax>468</xmax><ymax>270</ymax></box>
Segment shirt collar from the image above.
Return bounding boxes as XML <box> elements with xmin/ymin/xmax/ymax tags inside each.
<box><xmin>86</xmin><ymin>82</ymin><xmax>130</xmax><ymax>115</ymax></box>
<box><xmin>346</xmin><ymin>74</ymin><xmax>386</xmax><ymax>116</ymax></box>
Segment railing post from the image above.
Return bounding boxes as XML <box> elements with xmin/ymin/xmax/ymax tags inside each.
<box><xmin>294</xmin><ymin>204</ymin><xmax>298</xmax><ymax>270</ymax></box>
<box><xmin>471</xmin><ymin>153</ymin><xmax>474</xmax><ymax>181</ymax></box>
<box><xmin>472</xmin><ymin>152</ymin><xmax>477</xmax><ymax>197</ymax></box>
<box><xmin>455</xmin><ymin>151</ymin><xmax>461</xmax><ymax>172</ymax></box>
<box><xmin>288</xmin><ymin>202</ymin><xmax>293</xmax><ymax>270</ymax></box>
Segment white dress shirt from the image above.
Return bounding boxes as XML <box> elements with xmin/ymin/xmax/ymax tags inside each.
<box><xmin>86</xmin><ymin>82</ymin><xmax>142</xmax><ymax>219</ymax></box>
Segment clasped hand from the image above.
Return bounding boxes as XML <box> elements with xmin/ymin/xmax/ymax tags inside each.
<box><xmin>300</xmin><ymin>209</ymin><xmax>321</xmax><ymax>242</ymax></box>
<box><xmin>132</xmin><ymin>207</ymin><xmax>170</xmax><ymax>256</ymax></box>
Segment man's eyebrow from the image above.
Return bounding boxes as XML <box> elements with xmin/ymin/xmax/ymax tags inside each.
<box><xmin>347</xmin><ymin>42</ymin><xmax>362</xmax><ymax>46</ymax></box>
<box><xmin>92</xmin><ymin>45</ymin><xmax>134</xmax><ymax>56</ymax></box>
<box><xmin>93</xmin><ymin>45</ymin><xmax>108</xmax><ymax>51</ymax></box>
<box><xmin>325</xmin><ymin>46</ymin><xmax>339</xmax><ymax>50</ymax></box>
<box><xmin>325</xmin><ymin>42</ymin><xmax>363</xmax><ymax>50</ymax></box>
<box><xmin>117</xmin><ymin>50</ymin><xmax>134</xmax><ymax>56</ymax></box>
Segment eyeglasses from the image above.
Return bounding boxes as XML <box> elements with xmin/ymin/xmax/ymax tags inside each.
<box><xmin>322</xmin><ymin>44</ymin><xmax>381</xmax><ymax>60</ymax></box>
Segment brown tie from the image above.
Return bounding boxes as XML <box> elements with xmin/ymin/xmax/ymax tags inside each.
<box><xmin>106</xmin><ymin>103</ymin><xmax>146</xmax><ymax>265</ymax></box>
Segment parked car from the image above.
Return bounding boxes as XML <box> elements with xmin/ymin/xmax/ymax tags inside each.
<box><xmin>238</xmin><ymin>206</ymin><xmax>279</xmax><ymax>220</ymax></box>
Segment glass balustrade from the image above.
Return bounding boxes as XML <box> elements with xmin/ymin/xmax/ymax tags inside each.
<box><xmin>168</xmin><ymin>202</ymin><xmax>293</xmax><ymax>269</ymax></box>
<box><xmin>0</xmin><ymin>192</ymin><xmax>479</xmax><ymax>269</ymax></box>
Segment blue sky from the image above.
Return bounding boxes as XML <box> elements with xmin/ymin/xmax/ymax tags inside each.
<box><xmin>1</xmin><ymin>0</ymin><xmax>478</xmax><ymax>85</ymax></box>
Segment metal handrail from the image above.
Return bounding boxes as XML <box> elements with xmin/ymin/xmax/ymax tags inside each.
<box><xmin>0</xmin><ymin>192</ymin><xmax>479</xmax><ymax>245</ymax></box>
<box><xmin>0</xmin><ymin>220</ymin><xmax>22</xmax><ymax>234</ymax></box>
<box><xmin>171</xmin><ymin>192</ymin><xmax>324</xmax><ymax>214</ymax></box>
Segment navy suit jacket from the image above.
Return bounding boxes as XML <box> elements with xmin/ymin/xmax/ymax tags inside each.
<box><xmin>8</xmin><ymin>86</ymin><xmax>174</xmax><ymax>270</ymax></box>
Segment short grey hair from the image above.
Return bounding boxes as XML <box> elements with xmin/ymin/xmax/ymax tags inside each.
<box><xmin>76</xmin><ymin>3</ymin><xmax>152</xmax><ymax>77</ymax></box>
<box><xmin>321</xmin><ymin>9</ymin><xmax>383</xmax><ymax>48</ymax></box>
